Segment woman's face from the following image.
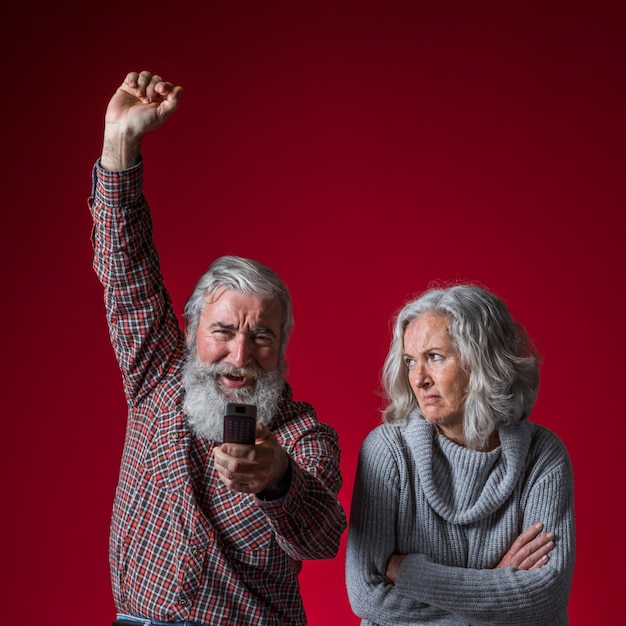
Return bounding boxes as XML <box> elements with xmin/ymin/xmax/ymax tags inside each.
<box><xmin>403</xmin><ymin>313</ymin><xmax>469</xmax><ymax>440</ymax></box>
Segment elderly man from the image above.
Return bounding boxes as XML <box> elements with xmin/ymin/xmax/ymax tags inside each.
<box><xmin>89</xmin><ymin>70</ymin><xmax>347</xmax><ymax>626</ymax></box>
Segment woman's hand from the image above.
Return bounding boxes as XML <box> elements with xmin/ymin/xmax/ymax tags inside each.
<box><xmin>496</xmin><ymin>522</ymin><xmax>555</xmax><ymax>570</ymax></box>
<box><xmin>385</xmin><ymin>554</ymin><xmax>406</xmax><ymax>584</ymax></box>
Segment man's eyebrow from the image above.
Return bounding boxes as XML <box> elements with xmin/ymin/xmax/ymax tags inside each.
<box><xmin>251</xmin><ymin>326</ymin><xmax>278</xmax><ymax>337</ymax></box>
<box><xmin>209</xmin><ymin>322</ymin><xmax>277</xmax><ymax>337</ymax></box>
<box><xmin>210</xmin><ymin>322</ymin><xmax>236</xmax><ymax>331</ymax></box>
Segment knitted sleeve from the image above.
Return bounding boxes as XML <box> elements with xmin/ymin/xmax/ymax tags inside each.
<box><xmin>346</xmin><ymin>427</ymin><xmax>461</xmax><ymax>624</ymax></box>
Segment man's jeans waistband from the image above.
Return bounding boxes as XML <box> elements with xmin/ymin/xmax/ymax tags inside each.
<box><xmin>115</xmin><ymin>614</ymin><xmax>205</xmax><ymax>626</ymax></box>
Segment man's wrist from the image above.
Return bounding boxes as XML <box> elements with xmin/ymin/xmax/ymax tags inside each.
<box><xmin>101</xmin><ymin>127</ymin><xmax>142</xmax><ymax>171</ymax></box>
<box><xmin>257</xmin><ymin>460</ymin><xmax>293</xmax><ymax>501</ymax></box>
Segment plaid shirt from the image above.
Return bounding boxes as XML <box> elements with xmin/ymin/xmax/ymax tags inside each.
<box><xmin>89</xmin><ymin>160</ymin><xmax>347</xmax><ymax>625</ymax></box>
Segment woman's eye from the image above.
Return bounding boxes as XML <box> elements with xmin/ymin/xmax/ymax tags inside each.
<box><xmin>404</xmin><ymin>357</ymin><xmax>416</xmax><ymax>368</ymax></box>
<box><xmin>429</xmin><ymin>353</ymin><xmax>443</xmax><ymax>362</ymax></box>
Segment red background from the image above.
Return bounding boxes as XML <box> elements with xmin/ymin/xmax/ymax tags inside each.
<box><xmin>3</xmin><ymin>1</ymin><xmax>624</xmax><ymax>624</ymax></box>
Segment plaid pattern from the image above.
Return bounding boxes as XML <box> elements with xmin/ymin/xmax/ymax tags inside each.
<box><xmin>89</xmin><ymin>161</ymin><xmax>347</xmax><ymax>625</ymax></box>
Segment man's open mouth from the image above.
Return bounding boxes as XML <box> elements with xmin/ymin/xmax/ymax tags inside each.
<box><xmin>224</xmin><ymin>373</ymin><xmax>246</xmax><ymax>382</ymax></box>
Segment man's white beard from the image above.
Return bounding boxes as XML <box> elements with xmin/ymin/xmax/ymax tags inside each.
<box><xmin>182</xmin><ymin>351</ymin><xmax>285</xmax><ymax>442</ymax></box>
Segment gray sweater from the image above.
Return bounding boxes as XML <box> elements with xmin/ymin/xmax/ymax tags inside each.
<box><xmin>346</xmin><ymin>417</ymin><xmax>575</xmax><ymax>625</ymax></box>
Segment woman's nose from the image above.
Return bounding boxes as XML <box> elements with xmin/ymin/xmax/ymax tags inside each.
<box><xmin>413</xmin><ymin>362</ymin><xmax>431</xmax><ymax>388</ymax></box>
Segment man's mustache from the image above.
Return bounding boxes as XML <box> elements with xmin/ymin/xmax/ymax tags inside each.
<box><xmin>205</xmin><ymin>362</ymin><xmax>261</xmax><ymax>381</ymax></box>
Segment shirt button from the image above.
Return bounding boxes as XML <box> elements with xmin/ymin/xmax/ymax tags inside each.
<box><xmin>170</xmin><ymin>432</ymin><xmax>179</xmax><ymax>440</ymax></box>
<box><xmin>191</xmin><ymin>547</ymin><xmax>200</xmax><ymax>557</ymax></box>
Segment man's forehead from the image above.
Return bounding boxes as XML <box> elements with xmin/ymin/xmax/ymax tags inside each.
<box><xmin>203</xmin><ymin>288</ymin><xmax>282</xmax><ymax>323</ymax></box>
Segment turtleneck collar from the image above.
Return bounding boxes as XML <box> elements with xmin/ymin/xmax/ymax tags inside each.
<box><xmin>403</xmin><ymin>415</ymin><xmax>532</xmax><ymax>525</ymax></box>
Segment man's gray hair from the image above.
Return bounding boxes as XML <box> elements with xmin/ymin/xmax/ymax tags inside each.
<box><xmin>382</xmin><ymin>284</ymin><xmax>540</xmax><ymax>450</ymax></box>
<box><xmin>184</xmin><ymin>255</ymin><xmax>294</xmax><ymax>361</ymax></box>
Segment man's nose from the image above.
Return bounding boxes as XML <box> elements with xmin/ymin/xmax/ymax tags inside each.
<box><xmin>229</xmin><ymin>333</ymin><xmax>251</xmax><ymax>367</ymax></box>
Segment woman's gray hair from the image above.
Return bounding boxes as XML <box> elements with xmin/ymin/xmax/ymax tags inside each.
<box><xmin>183</xmin><ymin>255</ymin><xmax>294</xmax><ymax>362</ymax></box>
<box><xmin>382</xmin><ymin>284</ymin><xmax>540</xmax><ymax>450</ymax></box>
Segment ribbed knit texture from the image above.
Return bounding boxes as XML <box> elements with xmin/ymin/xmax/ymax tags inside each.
<box><xmin>346</xmin><ymin>416</ymin><xmax>575</xmax><ymax>625</ymax></box>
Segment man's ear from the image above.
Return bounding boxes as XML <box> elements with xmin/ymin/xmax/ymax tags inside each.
<box><xmin>184</xmin><ymin>320</ymin><xmax>194</xmax><ymax>349</ymax></box>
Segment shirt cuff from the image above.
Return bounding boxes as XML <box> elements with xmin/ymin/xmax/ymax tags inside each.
<box><xmin>91</xmin><ymin>157</ymin><xmax>144</xmax><ymax>207</ymax></box>
<box><xmin>256</xmin><ymin>459</ymin><xmax>293</xmax><ymax>502</ymax></box>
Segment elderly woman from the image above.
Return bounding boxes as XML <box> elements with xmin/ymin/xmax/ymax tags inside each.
<box><xmin>346</xmin><ymin>285</ymin><xmax>575</xmax><ymax>625</ymax></box>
